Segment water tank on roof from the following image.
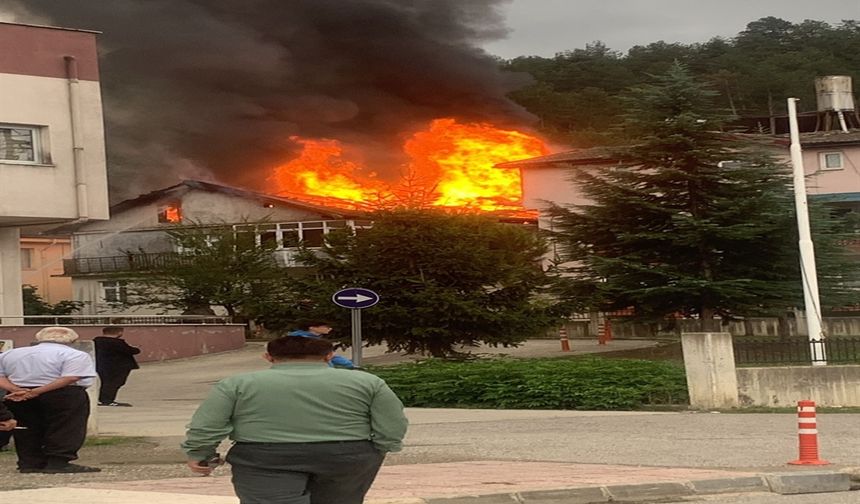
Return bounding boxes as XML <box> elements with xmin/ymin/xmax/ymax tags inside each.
<box><xmin>814</xmin><ymin>76</ymin><xmax>855</xmax><ymax>112</ymax></box>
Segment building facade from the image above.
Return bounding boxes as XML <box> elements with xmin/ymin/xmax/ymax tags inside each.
<box><xmin>60</xmin><ymin>180</ymin><xmax>367</xmax><ymax>315</ymax></box>
<box><xmin>20</xmin><ymin>235</ymin><xmax>73</xmax><ymax>304</ymax></box>
<box><xmin>0</xmin><ymin>22</ymin><xmax>110</xmax><ymax>323</ymax></box>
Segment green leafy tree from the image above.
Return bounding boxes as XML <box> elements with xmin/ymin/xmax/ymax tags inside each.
<box><xmin>22</xmin><ymin>285</ymin><xmax>83</xmax><ymax>323</ymax></box>
<box><xmin>502</xmin><ymin>18</ymin><xmax>860</xmax><ymax>138</ymax></box>
<box><xmin>264</xmin><ymin>210</ymin><xmax>562</xmax><ymax>357</ymax></box>
<box><xmin>549</xmin><ymin>64</ymin><xmax>860</xmax><ymax>329</ymax></box>
<box><xmin>123</xmin><ymin>223</ymin><xmax>288</xmax><ymax>320</ymax></box>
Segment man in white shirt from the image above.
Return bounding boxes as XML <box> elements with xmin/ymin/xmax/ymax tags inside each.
<box><xmin>0</xmin><ymin>327</ymin><xmax>100</xmax><ymax>473</ymax></box>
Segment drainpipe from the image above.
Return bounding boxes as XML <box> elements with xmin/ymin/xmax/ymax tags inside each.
<box><xmin>65</xmin><ymin>56</ymin><xmax>89</xmax><ymax>220</ymax></box>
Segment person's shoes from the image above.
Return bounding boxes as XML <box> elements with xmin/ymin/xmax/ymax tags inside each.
<box><xmin>18</xmin><ymin>467</ymin><xmax>45</xmax><ymax>473</ymax></box>
<box><xmin>40</xmin><ymin>463</ymin><xmax>102</xmax><ymax>474</ymax></box>
<box><xmin>99</xmin><ymin>402</ymin><xmax>132</xmax><ymax>407</ymax></box>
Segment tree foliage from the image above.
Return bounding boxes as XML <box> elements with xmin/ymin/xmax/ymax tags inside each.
<box><xmin>22</xmin><ymin>285</ymin><xmax>83</xmax><ymax>319</ymax></box>
<box><xmin>123</xmin><ymin>223</ymin><xmax>288</xmax><ymax>320</ymax></box>
<box><xmin>504</xmin><ymin>17</ymin><xmax>860</xmax><ymax>146</ymax></box>
<box><xmin>549</xmin><ymin>64</ymin><xmax>860</xmax><ymax>328</ymax></box>
<box><xmin>262</xmin><ymin>210</ymin><xmax>562</xmax><ymax>357</ymax></box>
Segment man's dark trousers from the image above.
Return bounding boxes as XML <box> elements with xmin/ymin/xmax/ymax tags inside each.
<box><xmin>98</xmin><ymin>370</ymin><xmax>130</xmax><ymax>404</ymax></box>
<box><xmin>226</xmin><ymin>440</ymin><xmax>385</xmax><ymax>504</ymax></box>
<box><xmin>7</xmin><ymin>387</ymin><xmax>89</xmax><ymax>470</ymax></box>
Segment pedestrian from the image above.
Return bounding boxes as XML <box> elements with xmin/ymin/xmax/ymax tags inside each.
<box><xmin>182</xmin><ymin>336</ymin><xmax>408</xmax><ymax>504</ymax></box>
<box><xmin>0</xmin><ymin>342</ymin><xmax>11</xmax><ymax>451</ymax></box>
<box><xmin>0</xmin><ymin>326</ymin><xmax>100</xmax><ymax>473</ymax></box>
<box><xmin>93</xmin><ymin>326</ymin><xmax>140</xmax><ymax>406</ymax></box>
<box><xmin>0</xmin><ymin>398</ymin><xmax>16</xmax><ymax>432</ymax></box>
<box><xmin>288</xmin><ymin>320</ymin><xmax>355</xmax><ymax>368</ymax></box>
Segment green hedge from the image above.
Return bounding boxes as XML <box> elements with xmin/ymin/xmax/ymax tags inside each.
<box><xmin>369</xmin><ymin>357</ymin><xmax>689</xmax><ymax>410</ymax></box>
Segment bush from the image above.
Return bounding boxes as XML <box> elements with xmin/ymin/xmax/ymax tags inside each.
<box><xmin>369</xmin><ymin>357</ymin><xmax>689</xmax><ymax>410</ymax></box>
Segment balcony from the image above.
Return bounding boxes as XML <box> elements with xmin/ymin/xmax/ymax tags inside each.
<box><xmin>62</xmin><ymin>252</ymin><xmax>194</xmax><ymax>276</ymax></box>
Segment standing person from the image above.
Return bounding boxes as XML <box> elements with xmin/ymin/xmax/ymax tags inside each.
<box><xmin>288</xmin><ymin>320</ymin><xmax>355</xmax><ymax>368</ymax></box>
<box><xmin>0</xmin><ymin>342</ymin><xmax>11</xmax><ymax>451</ymax></box>
<box><xmin>0</xmin><ymin>327</ymin><xmax>100</xmax><ymax>473</ymax></box>
<box><xmin>93</xmin><ymin>326</ymin><xmax>140</xmax><ymax>407</ymax></box>
<box><xmin>182</xmin><ymin>336</ymin><xmax>408</xmax><ymax>504</ymax></box>
<box><xmin>0</xmin><ymin>400</ymin><xmax>15</xmax><ymax>431</ymax></box>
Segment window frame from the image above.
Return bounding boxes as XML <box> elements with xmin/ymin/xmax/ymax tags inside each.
<box><xmin>20</xmin><ymin>248</ymin><xmax>34</xmax><ymax>270</ymax></box>
<box><xmin>99</xmin><ymin>280</ymin><xmax>129</xmax><ymax>304</ymax></box>
<box><xmin>819</xmin><ymin>151</ymin><xmax>844</xmax><ymax>171</ymax></box>
<box><xmin>0</xmin><ymin>124</ymin><xmax>47</xmax><ymax>165</ymax></box>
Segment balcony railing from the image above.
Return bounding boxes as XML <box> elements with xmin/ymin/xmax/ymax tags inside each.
<box><xmin>1</xmin><ymin>314</ymin><xmax>234</xmax><ymax>326</ymax></box>
<box><xmin>63</xmin><ymin>252</ymin><xmax>195</xmax><ymax>276</ymax></box>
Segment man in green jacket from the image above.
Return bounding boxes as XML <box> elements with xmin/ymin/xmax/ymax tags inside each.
<box><xmin>182</xmin><ymin>336</ymin><xmax>408</xmax><ymax>504</ymax></box>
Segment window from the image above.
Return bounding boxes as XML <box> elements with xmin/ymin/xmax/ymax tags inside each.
<box><xmin>0</xmin><ymin>125</ymin><xmax>44</xmax><ymax>164</ymax></box>
<box><xmin>158</xmin><ymin>203</ymin><xmax>183</xmax><ymax>223</ymax></box>
<box><xmin>100</xmin><ymin>281</ymin><xmax>128</xmax><ymax>304</ymax></box>
<box><xmin>819</xmin><ymin>152</ymin><xmax>844</xmax><ymax>171</ymax></box>
<box><xmin>20</xmin><ymin>248</ymin><xmax>34</xmax><ymax>270</ymax></box>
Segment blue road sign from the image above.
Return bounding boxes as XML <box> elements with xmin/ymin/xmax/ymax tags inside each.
<box><xmin>332</xmin><ymin>288</ymin><xmax>380</xmax><ymax>309</ymax></box>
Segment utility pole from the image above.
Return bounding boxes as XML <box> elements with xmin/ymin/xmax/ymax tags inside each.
<box><xmin>787</xmin><ymin>97</ymin><xmax>827</xmax><ymax>365</ymax></box>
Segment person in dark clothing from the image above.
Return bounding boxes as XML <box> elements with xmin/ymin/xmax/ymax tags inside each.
<box><xmin>0</xmin><ymin>400</ymin><xmax>15</xmax><ymax>429</ymax></box>
<box><xmin>0</xmin><ymin>393</ymin><xmax>12</xmax><ymax>451</ymax></box>
<box><xmin>93</xmin><ymin>326</ymin><xmax>140</xmax><ymax>407</ymax></box>
<box><xmin>0</xmin><ymin>399</ymin><xmax>16</xmax><ymax>448</ymax></box>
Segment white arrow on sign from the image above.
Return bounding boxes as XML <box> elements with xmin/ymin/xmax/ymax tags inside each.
<box><xmin>337</xmin><ymin>294</ymin><xmax>374</xmax><ymax>303</ymax></box>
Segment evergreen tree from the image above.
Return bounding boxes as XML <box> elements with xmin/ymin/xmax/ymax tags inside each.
<box><xmin>549</xmin><ymin>63</ymin><xmax>859</xmax><ymax>329</ymax></box>
<box><xmin>262</xmin><ymin>209</ymin><xmax>561</xmax><ymax>357</ymax></box>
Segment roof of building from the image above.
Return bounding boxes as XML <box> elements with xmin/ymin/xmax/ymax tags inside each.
<box><xmin>501</xmin><ymin>130</ymin><xmax>860</xmax><ymax>170</ymax></box>
<box><xmin>110</xmin><ymin>179</ymin><xmax>361</xmax><ymax>218</ymax></box>
<box><xmin>0</xmin><ymin>21</ymin><xmax>101</xmax><ymax>35</ymax></box>
<box><xmin>497</xmin><ymin>146</ymin><xmax>625</xmax><ymax>169</ymax></box>
<box><xmin>797</xmin><ymin>130</ymin><xmax>860</xmax><ymax>147</ymax></box>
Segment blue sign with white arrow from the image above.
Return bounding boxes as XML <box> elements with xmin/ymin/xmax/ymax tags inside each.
<box><xmin>332</xmin><ymin>288</ymin><xmax>380</xmax><ymax>309</ymax></box>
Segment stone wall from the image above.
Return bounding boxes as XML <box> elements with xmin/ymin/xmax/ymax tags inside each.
<box><xmin>0</xmin><ymin>324</ymin><xmax>246</xmax><ymax>362</ymax></box>
<box><xmin>737</xmin><ymin>365</ymin><xmax>860</xmax><ymax>407</ymax></box>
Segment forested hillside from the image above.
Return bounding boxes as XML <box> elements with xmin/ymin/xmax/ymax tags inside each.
<box><xmin>503</xmin><ymin>17</ymin><xmax>860</xmax><ymax>146</ymax></box>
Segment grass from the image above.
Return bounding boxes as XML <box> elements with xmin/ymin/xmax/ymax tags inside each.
<box><xmin>368</xmin><ymin>356</ymin><xmax>689</xmax><ymax>410</ymax></box>
<box><xmin>84</xmin><ymin>436</ymin><xmax>146</xmax><ymax>447</ymax></box>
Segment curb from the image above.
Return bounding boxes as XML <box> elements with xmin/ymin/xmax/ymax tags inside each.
<box><xmin>366</xmin><ymin>472</ymin><xmax>853</xmax><ymax>504</ymax></box>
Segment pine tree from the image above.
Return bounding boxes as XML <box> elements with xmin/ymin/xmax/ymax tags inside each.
<box><xmin>550</xmin><ymin>63</ymin><xmax>859</xmax><ymax>329</ymax></box>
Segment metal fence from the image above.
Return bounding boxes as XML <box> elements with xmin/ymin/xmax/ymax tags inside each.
<box><xmin>1</xmin><ymin>315</ymin><xmax>234</xmax><ymax>326</ymax></box>
<box><xmin>733</xmin><ymin>337</ymin><xmax>860</xmax><ymax>366</ymax></box>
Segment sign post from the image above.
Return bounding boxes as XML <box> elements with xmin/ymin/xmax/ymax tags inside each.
<box><xmin>332</xmin><ymin>288</ymin><xmax>380</xmax><ymax>367</ymax></box>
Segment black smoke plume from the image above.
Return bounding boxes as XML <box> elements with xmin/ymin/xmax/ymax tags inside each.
<box><xmin>11</xmin><ymin>0</ymin><xmax>532</xmax><ymax>200</ymax></box>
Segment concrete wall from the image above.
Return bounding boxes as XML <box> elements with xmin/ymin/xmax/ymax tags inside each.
<box><xmin>681</xmin><ymin>332</ymin><xmax>739</xmax><ymax>409</ymax></box>
<box><xmin>0</xmin><ymin>324</ymin><xmax>246</xmax><ymax>362</ymax></box>
<box><xmin>737</xmin><ymin>365</ymin><xmax>860</xmax><ymax>407</ymax></box>
<box><xmin>0</xmin><ymin>228</ymin><xmax>23</xmax><ymax>324</ymax></box>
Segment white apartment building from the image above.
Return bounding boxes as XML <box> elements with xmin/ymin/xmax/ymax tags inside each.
<box><xmin>0</xmin><ymin>22</ymin><xmax>110</xmax><ymax>322</ymax></box>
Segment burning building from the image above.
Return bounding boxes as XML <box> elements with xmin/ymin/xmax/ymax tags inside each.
<box><xmin>9</xmin><ymin>1</ymin><xmax>545</xmax><ymax>211</ymax></box>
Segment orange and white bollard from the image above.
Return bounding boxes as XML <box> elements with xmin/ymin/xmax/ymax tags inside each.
<box><xmin>559</xmin><ymin>327</ymin><xmax>571</xmax><ymax>352</ymax></box>
<box><xmin>788</xmin><ymin>400</ymin><xmax>829</xmax><ymax>465</ymax></box>
<box><xmin>598</xmin><ymin>319</ymin><xmax>612</xmax><ymax>345</ymax></box>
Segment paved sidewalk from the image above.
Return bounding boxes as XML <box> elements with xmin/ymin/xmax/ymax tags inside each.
<box><xmin>0</xmin><ymin>461</ymin><xmax>762</xmax><ymax>503</ymax></box>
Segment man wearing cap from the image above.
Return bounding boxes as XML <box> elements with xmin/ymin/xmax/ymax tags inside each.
<box><xmin>0</xmin><ymin>326</ymin><xmax>100</xmax><ymax>473</ymax></box>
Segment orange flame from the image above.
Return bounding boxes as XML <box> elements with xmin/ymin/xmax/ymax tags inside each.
<box><xmin>268</xmin><ymin>118</ymin><xmax>548</xmax><ymax>212</ymax></box>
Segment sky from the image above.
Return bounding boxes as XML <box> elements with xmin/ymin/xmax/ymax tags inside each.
<box><xmin>483</xmin><ymin>0</ymin><xmax>860</xmax><ymax>58</ymax></box>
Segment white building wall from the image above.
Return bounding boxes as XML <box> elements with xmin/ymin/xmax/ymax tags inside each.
<box><xmin>0</xmin><ymin>72</ymin><xmax>108</xmax><ymax>223</ymax></box>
